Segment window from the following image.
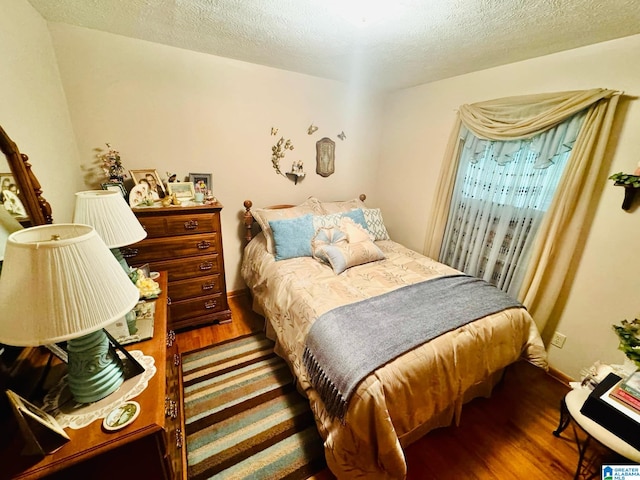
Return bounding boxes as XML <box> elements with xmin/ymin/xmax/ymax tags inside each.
<box><xmin>439</xmin><ymin>112</ymin><xmax>585</xmax><ymax>296</ymax></box>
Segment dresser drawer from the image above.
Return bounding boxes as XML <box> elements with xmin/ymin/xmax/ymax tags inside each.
<box><xmin>147</xmin><ymin>254</ymin><xmax>222</xmax><ymax>282</ymax></box>
<box><xmin>169</xmin><ymin>274</ymin><xmax>222</xmax><ymax>301</ymax></box>
<box><xmin>124</xmin><ymin>233</ymin><xmax>219</xmax><ymax>264</ymax></box>
<box><xmin>138</xmin><ymin>213</ymin><xmax>220</xmax><ymax>238</ymax></box>
<box><xmin>169</xmin><ymin>293</ymin><xmax>227</xmax><ymax>322</ymax></box>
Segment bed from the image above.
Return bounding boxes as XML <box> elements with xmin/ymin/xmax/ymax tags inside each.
<box><xmin>240</xmin><ymin>195</ymin><xmax>547</xmax><ymax>479</ymax></box>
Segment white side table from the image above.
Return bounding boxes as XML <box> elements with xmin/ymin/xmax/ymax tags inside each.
<box><xmin>554</xmin><ymin>388</ymin><xmax>640</xmax><ymax>479</ymax></box>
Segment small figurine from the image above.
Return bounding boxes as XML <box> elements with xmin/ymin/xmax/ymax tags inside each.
<box><xmin>166</xmin><ymin>172</ymin><xmax>178</xmax><ymax>183</ymax></box>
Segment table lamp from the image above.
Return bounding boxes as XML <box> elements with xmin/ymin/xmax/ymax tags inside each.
<box><xmin>72</xmin><ymin>190</ymin><xmax>147</xmax><ymax>270</ymax></box>
<box><xmin>0</xmin><ymin>224</ymin><xmax>140</xmax><ymax>404</ymax></box>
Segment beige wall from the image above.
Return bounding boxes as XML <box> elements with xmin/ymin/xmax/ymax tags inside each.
<box><xmin>46</xmin><ymin>23</ymin><xmax>385</xmax><ymax>293</ymax></box>
<box><xmin>0</xmin><ymin>0</ymin><xmax>81</xmax><ymax>223</ymax></box>
<box><xmin>378</xmin><ymin>34</ymin><xmax>640</xmax><ymax>379</ymax></box>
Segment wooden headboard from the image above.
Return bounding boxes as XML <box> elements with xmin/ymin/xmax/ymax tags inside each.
<box><xmin>243</xmin><ymin>194</ymin><xmax>367</xmax><ymax>244</ymax></box>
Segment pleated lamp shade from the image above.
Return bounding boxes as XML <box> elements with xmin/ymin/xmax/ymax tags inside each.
<box><xmin>73</xmin><ymin>190</ymin><xmax>146</xmax><ymax>248</ymax></box>
<box><xmin>0</xmin><ymin>206</ymin><xmax>23</xmax><ymax>260</ymax></box>
<box><xmin>0</xmin><ymin>224</ymin><xmax>140</xmax><ymax>346</ymax></box>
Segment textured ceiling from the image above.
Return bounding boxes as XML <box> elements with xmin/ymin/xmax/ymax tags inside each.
<box><xmin>27</xmin><ymin>0</ymin><xmax>640</xmax><ymax>91</ymax></box>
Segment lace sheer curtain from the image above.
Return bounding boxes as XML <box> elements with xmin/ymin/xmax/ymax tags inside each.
<box><xmin>423</xmin><ymin>89</ymin><xmax>621</xmax><ymax>332</ymax></box>
<box><xmin>440</xmin><ymin>112</ymin><xmax>585</xmax><ymax>297</ymax></box>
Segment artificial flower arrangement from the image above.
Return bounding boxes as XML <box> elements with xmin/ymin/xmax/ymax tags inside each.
<box><xmin>128</xmin><ymin>268</ymin><xmax>161</xmax><ymax>299</ymax></box>
<box><xmin>612</xmin><ymin>318</ymin><xmax>640</xmax><ymax>368</ymax></box>
<box><xmin>97</xmin><ymin>143</ymin><xmax>126</xmax><ymax>181</ymax></box>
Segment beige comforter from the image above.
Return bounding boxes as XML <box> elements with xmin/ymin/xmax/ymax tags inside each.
<box><xmin>241</xmin><ymin>233</ymin><xmax>547</xmax><ymax>479</ymax></box>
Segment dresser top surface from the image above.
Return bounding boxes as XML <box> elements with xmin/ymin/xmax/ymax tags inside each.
<box><xmin>132</xmin><ymin>201</ymin><xmax>223</xmax><ymax>216</ymax></box>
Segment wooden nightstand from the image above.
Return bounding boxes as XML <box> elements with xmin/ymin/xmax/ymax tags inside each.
<box><xmin>0</xmin><ymin>273</ymin><xmax>186</xmax><ymax>479</ymax></box>
<box><xmin>128</xmin><ymin>202</ymin><xmax>232</xmax><ymax>330</ymax></box>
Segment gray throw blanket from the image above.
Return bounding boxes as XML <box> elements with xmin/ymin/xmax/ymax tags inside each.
<box><xmin>302</xmin><ymin>274</ymin><xmax>523</xmax><ymax>421</ymax></box>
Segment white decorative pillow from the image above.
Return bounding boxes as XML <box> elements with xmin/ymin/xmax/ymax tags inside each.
<box><xmin>316</xmin><ymin>239</ymin><xmax>385</xmax><ymax>274</ymax></box>
<box><xmin>320</xmin><ymin>197</ymin><xmax>367</xmax><ymax>214</ymax></box>
<box><xmin>363</xmin><ymin>208</ymin><xmax>391</xmax><ymax>241</ymax></box>
<box><xmin>252</xmin><ymin>197</ymin><xmax>324</xmax><ymax>254</ymax></box>
<box><xmin>339</xmin><ymin>217</ymin><xmax>371</xmax><ymax>243</ymax></box>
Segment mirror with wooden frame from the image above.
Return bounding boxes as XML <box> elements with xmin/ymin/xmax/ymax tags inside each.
<box><xmin>0</xmin><ymin>125</ymin><xmax>53</xmax><ymax>417</ymax></box>
<box><xmin>0</xmin><ymin>125</ymin><xmax>52</xmax><ymax>227</ymax></box>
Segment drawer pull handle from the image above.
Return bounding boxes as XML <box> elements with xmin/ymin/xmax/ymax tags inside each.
<box><xmin>202</xmin><ymin>281</ymin><xmax>216</xmax><ymax>291</ymax></box>
<box><xmin>205</xmin><ymin>300</ymin><xmax>218</xmax><ymax>310</ymax></box>
<box><xmin>199</xmin><ymin>261</ymin><xmax>213</xmax><ymax>271</ymax></box>
<box><xmin>174</xmin><ymin>353</ymin><xmax>181</xmax><ymax>367</ymax></box>
<box><xmin>120</xmin><ymin>247</ymin><xmax>139</xmax><ymax>258</ymax></box>
<box><xmin>184</xmin><ymin>220</ymin><xmax>199</xmax><ymax>230</ymax></box>
<box><xmin>165</xmin><ymin>398</ymin><xmax>178</xmax><ymax>419</ymax></box>
<box><xmin>176</xmin><ymin>428</ymin><xmax>183</xmax><ymax>449</ymax></box>
<box><xmin>167</xmin><ymin>296</ymin><xmax>172</xmax><ymax>305</ymax></box>
<box><xmin>197</xmin><ymin>240</ymin><xmax>211</xmax><ymax>250</ymax></box>
<box><xmin>166</xmin><ymin>330</ymin><xmax>176</xmax><ymax>347</ymax></box>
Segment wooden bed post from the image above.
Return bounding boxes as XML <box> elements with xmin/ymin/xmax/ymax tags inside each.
<box><xmin>243</xmin><ymin>200</ymin><xmax>253</xmax><ymax>244</ymax></box>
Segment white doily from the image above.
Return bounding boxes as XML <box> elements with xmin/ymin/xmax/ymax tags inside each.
<box><xmin>43</xmin><ymin>350</ymin><xmax>156</xmax><ymax>429</ymax></box>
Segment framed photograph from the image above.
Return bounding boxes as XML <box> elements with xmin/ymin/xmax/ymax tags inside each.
<box><xmin>101</xmin><ymin>182</ymin><xmax>127</xmax><ymax>197</ymax></box>
<box><xmin>6</xmin><ymin>389</ymin><xmax>70</xmax><ymax>455</ymax></box>
<box><xmin>167</xmin><ymin>181</ymin><xmax>195</xmax><ymax>200</ymax></box>
<box><xmin>0</xmin><ymin>173</ymin><xmax>17</xmax><ymax>195</ymax></box>
<box><xmin>129</xmin><ymin>169</ymin><xmax>166</xmax><ymax>199</ymax></box>
<box><xmin>188</xmin><ymin>173</ymin><xmax>213</xmax><ymax>193</ymax></box>
<box><xmin>0</xmin><ymin>172</ymin><xmax>27</xmax><ymax>219</ymax></box>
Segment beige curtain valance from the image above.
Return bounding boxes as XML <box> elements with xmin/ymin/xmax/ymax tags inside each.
<box><xmin>458</xmin><ymin>88</ymin><xmax>618</xmax><ymax>140</ymax></box>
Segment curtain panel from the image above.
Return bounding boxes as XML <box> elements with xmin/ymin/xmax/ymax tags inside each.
<box><xmin>423</xmin><ymin>88</ymin><xmax>621</xmax><ymax>331</ymax></box>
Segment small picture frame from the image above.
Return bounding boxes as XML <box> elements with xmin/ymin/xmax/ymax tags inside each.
<box><xmin>167</xmin><ymin>181</ymin><xmax>195</xmax><ymax>200</ymax></box>
<box><xmin>6</xmin><ymin>389</ymin><xmax>70</xmax><ymax>455</ymax></box>
<box><xmin>188</xmin><ymin>173</ymin><xmax>213</xmax><ymax>193</ymax></box>
<box><xmin>101</xmin><ymin>182</ymin><xmax>127</xmax><ymax>198</ymax></box>
<box><xmin>129</xmin><ymin>169</ymin><xmax>166</xmax><ymax>199</ymax></box>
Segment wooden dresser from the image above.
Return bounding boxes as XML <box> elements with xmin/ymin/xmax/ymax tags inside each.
<box><xmin>0</xmin><ymin>273</ymin><xmax>187</xmax><ymax>479</ymax></box>
<box><xmin>128</xmin><ymin>202</ymin><xmax>232</xmax><ymax>330</ymax></box>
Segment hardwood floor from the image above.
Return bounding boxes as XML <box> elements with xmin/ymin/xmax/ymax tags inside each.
<box><xmin>177</xmin><ymin>292</ymin><xmax>617</xmax><ymax>479</ymax></box>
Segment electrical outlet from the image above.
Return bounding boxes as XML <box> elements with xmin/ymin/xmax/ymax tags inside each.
<box><xmin>551</xmin><ymin>331</ymin><xmax>566</xmax><ymax>348</ymax></box>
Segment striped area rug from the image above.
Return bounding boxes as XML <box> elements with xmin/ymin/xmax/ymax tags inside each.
<box><xmin>182</xmin><ymin>332</ymin><xmax>327</xmax><ymax>480</ymax></box>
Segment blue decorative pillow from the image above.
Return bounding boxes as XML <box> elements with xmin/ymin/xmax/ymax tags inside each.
<box><xmin>268</xmin><ymin>214</ymin><xmax>315</xmax><ymax>261</ymax></box>
<box><xmin>311</xmin><ymin>226</ymin><xmax>348</xmax><ymax>264</ymax></box>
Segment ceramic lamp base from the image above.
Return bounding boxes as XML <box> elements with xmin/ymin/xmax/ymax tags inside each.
<box><xmin>110</xmin><ymin>247</ymin><xmax>130</xmax><ymax>272</ymax></box>
<box><xmin>66</xmin><ymin>329</ymin><xmax>125</xmax><ymax>404</ymax></box>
